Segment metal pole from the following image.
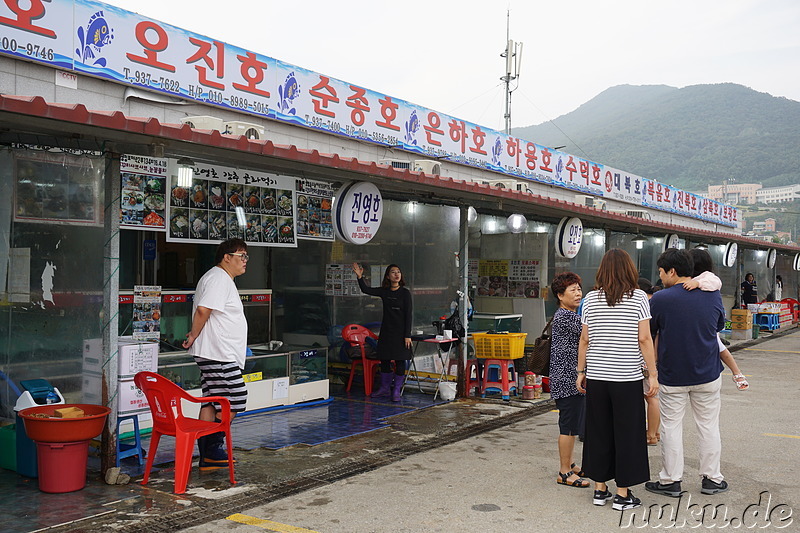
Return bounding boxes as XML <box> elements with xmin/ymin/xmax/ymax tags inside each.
<box><xmin>101</xmin><ymin>151</ymin><xmax>121</xmax><ymax>473</ymax></box>
<box><xmin>458</xmin><ymin>206</ymin><xmax>469</xmax><ymax>397</ymax></box>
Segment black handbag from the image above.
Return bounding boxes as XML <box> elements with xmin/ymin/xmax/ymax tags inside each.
<box><xmin>527</xmin><ymin>318</ymin><xmax>553</xmax><ymax>376</ymax></box>
<box><xmin>443</xmin><ymin>309</ymin><xmax>465</xmax><ymax>339</ymax></box>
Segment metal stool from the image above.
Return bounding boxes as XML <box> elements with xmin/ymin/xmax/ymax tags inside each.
<box><xmin>480</xmin><ymin>359</ymin><xmax>517</xmax><ymax>400</ymax></box>
<box><xmin>116</xmin><ymin>414</ymin><xmax>145</xmax><ymax>467</ymax></box>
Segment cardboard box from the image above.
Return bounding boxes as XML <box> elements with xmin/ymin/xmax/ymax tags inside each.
<box><xmin>730</xmin><ymin>322</ymin><xmax>753</xmax><ymax>330</ymax></box>
<box><xmin>731</xmin><ymin>309</ymin><xmax>752</xmax><ymax>317</ymax></box>
<box><xmin>54</xmin><ymin>407</ymin><xmax>85</xmax><ymax>418</ymax></box>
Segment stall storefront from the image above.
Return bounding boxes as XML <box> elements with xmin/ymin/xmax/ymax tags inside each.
<box><xmin>1</xmin><ymin>0</ymin><xmax>799</xmax><ymax>468</ymax></box>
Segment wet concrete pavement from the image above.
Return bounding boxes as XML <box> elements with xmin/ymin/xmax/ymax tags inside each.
<box><xmin>30</xmin><ymin>327</ymin><xmax>800</xmax><ymax>532</ymax></box>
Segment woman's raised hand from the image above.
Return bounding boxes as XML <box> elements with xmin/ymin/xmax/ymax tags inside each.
<box><xmin>352</xmin><ymin>262</ymin><xmax>364</xmax><ymax>279</ymax></box>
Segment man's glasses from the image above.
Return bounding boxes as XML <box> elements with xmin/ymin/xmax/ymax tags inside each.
<box><xmin>228</xmin><ymin>252</ymin><xmax>249</xmax><ymax>261</ymax></box>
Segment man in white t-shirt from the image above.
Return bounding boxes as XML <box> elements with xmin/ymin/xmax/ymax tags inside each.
<box><xmin>183</xmin><ymin>238</ymin><xmax>249</xmax><ymax>469</ymax></box>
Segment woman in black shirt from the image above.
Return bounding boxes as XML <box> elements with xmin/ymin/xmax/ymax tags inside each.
<box><xmin>352</xmin><ymin>263</ymin><xmax>413</xmax><ymax>401</ymax></box>
<box><xmin>741</xmin><ymin>273</ymin><xmax>758</xmax><ymax>305</ymax></box>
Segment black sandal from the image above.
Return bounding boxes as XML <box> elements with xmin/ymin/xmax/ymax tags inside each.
<box><xmin>557</xmin><ymin>471</ymin><xmax>590</xmax><ymax>488</ymax></box>
<box><xmin>571</xmin><ymin>463</ymin><xmax>587</xmax><ymax>477</ymax></box>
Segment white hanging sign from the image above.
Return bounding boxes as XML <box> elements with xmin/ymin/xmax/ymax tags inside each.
<box><xmin>333</xmin><ymin>182</ymin><xmax>383</xmax><ymax>245</ymax></box>
<box><xmin>722</xmin><ymin>242</ymin><xmax>738</xmax><ymax>268</ymax></box>
<box><xmin>663</xmin><ymin>234</ymin><xmax>680</xmax><ymax>252</ymax></box>
<box><xmin>555</xmin><ymin>217</ymin><xmax>583</xmax><ymax>259</ymax></box>
<box><xmin>767</xmin><ymin>249</ymin><xmax>777</xmax><ymax>269</ymax></box>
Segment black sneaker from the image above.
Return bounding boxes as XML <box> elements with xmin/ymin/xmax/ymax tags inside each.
<box><xmin>612</xmin><ymin>490</ymin><xmax>642</xmax><ymax>511</ymax></box>
<box><xmin>645</xmin><ymin>480</ymin><xmax>684</xmax><ymax>497</ymax></box>
<box><xmin>593</xmin><ymin>489</ymin><xmax>613</xmax><ymax>506</ymax></box>
<box><xmin>701</xmin><ymin>476</ymin><xmax>729</xmax><ymax>495</ymax></box>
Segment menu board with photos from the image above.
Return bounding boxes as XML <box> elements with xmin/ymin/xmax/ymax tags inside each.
<box><xmin>166</xmin><ymin>162</ymin><xmax>297</xmax><ymax>247</ymax></box>
<box><xmin>471</xmin><ymin>259</ymin><xmax>541</xmax><ymax>298</ymax></box>
<box><xmin>295</xmin><ymin>178</ymin><xmax>335</xmax><ymax>241</ymax></box>
<box><xmin>120</xmin><ymin>155</ymin><xmax>168</xmax><ymax>229</ymax></box>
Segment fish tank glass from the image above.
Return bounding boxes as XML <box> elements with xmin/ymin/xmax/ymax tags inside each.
<box><xmin>290</xmin><ymin>348</ymin><xmax>328</xmax><ymax>384</ymax></box>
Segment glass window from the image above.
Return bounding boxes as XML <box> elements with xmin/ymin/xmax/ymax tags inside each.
<box><xmin>0</xmin><ymin>149</ymin><xmax>105</xmax><ymax>410</ymax></box>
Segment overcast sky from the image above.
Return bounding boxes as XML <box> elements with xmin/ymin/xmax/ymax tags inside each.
<box><xmin>104</xmin><ymin>0</ymin><xmax>800</xmax><ymax>132</ymax></box>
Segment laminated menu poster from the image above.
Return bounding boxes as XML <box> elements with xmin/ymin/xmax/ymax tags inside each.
<box><xmin>120</xmin><ymin>155</ymin><xmax>168</xmax><ymax>229</ymax></box>
<box><xmin>295</xmin><ymin>178</ymin><xmax>335</xmax><ymax>241</ymax></box>
<box><xmin>325</xmin><ymin>264</ymin><xmax>361</xmax><ymax>296</ymax></box>
<box><xmin>474</xmin><ymin>259</ymin><xmax>540</xmax><ymax>298</ymax></box>
<box><xmin>132</xmin><ymin>285</ymin><xmax>162</xmax><ymax>341</ymax></box>
<box><xmin>166</xmin><ymin>161</ymin><xmax>298</xmax><ymax>247</ymax></box>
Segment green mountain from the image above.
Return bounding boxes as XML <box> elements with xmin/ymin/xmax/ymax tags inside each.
<box><xmin>511</xmin><ymin>83</ymin><xmax>800</xmax><ymax>192</ymax></box>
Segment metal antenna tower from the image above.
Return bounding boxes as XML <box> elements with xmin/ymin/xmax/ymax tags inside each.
<box><xmin>500</xmin><ymin>10</ymin><xmax>523</xmax><ymax>134</ymax></box>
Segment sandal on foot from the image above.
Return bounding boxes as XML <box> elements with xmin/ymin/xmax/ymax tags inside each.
<box><xmin>557</xmin><ymin>471</ymin><xmax>590</xmax><ymax>488</ymax></box>
<box><xmin>570</xmin><ymin>462</ymin><xmax>586</xmax><ymax>477</ymax></box>
<box><xmin>732</xmin><ymin>374</ymin><xmax>749</xmax><ymax>391</ymax></box>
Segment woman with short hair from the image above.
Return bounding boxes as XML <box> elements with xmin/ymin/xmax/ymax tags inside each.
<box><xmin>549</xmin><ymin>272</ymin><xmax>588</xmax><ymax>488</ymax></box>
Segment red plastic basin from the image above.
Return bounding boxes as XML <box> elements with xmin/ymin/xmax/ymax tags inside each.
<box><xmin>19</xmin><ymin>404</ymin><xmax>111</xmax><ymax>443</ymax></box>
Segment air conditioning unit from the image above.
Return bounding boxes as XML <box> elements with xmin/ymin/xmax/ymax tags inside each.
<box><xmin>624</xmin><ymin>209</ymin><xmax>650</xmax><ymax>219</ymax></box>
<box><xmin>413</xmin><ymin>160</ymin><xmax>441</xmax><ymax>176</ymax></box>
<box><xmin>223</xmin><ymin>121</ymin><xmax>265</xmax><ymax>140</ymax></box>
<box><xmin>379</xmin><ymin>159</ymin><xmax>413</xmax><ymax>171</ymax></box>
<box><xmin>480</xmin><ymin>179</ymin><xmax>529</xmax><ymax>192</ymax></box>
<box><xmin>575</xmin><ymin>195</ymin><xmax>607</xmax><ymax>211</ymax></box>
<box><xmin>180</xmin><ymin>116</ymin><xmax>224</xmax><ymax>131</ymax></box>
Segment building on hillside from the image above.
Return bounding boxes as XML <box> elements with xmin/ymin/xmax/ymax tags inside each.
<box><xmin>756</xmin><ymin>184</ymin><xmax>800</xmax><ymax>204</ymax></box>
<box><xmin>707</xmin><ymin>183</ymin><xmax>761</xmax><ymax>204</ymax></box>
<box><xmin>752</xmin><ymin>218</ymin><xmax>777</xmax><ymax>233</ymax></box>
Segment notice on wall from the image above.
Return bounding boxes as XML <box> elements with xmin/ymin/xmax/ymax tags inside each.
<box><xmin>132</xmin><ymin>285</ymin><xmax>162</xmax><ymax>340</ymax></box>
<box><xmin>8</xmin><ymin>248</ymin><xmax>31</xmax><ymax>303</ymax></box>
<box><xmin>325</xmin><ymin>264</ymin><xmax>360</xmax><ymax>296</ymax></box>
<box><xmin>166</xmin><ymin>161</ymin><xmax>298</xmax><ymax>247</ymax></box>
<box><xmin>473</xmin><ymin>259</ymin><xmax>540</xmax><ymax>298</ymax></box>
<box><xmin>120</xmin><ymin>155</ymin><xmax>168</xmax><ymax>229</ymax></box>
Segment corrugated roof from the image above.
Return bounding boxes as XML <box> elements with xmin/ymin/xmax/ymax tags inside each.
<box><xmin>0</xmin><ymin>94</ymin><xmax>797</xmax><ymax>253</ymax></box>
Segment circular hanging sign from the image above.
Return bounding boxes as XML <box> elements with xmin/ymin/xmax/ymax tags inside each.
<box><xmin>722</xmin><ymin>242</ymin><xmax>738</xmax><ymax>268</ymax></box>
<box><xmin>794</xmin><ymin>253</ymin><xmax>800</xmax><ymax>271</ymax></box>
<box><xmin>663</xmin><ymin>234</ymin><xmax>680</xmax><ymax>252</ymax></box>
<box><xmin>766</xmin><ymin>249</ymin><xmax>777</xmax><ymax>269</ymax></box>
<box><xmin>555</xmin><ymin>217</ymin><xmax>583</xmax><ymax>259</ymax></box>
<box><xmin>332</xmin><ymin>181</ymin><xmax>383</xmax><ymax>245</ymax></box>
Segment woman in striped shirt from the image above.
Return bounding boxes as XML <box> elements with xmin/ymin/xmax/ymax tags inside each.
<box><xmin>576</xmin><ymin>249</ymin><xmax>659</xmax><ymax>511</ymax></box>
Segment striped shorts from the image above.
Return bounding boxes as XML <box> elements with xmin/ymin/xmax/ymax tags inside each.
<box><xmin>194</xmin><ymin>357</ymin><xmax>248</xmax><ymax>414</ymax></box>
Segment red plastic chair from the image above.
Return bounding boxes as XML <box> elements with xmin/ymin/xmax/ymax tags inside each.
<box><xmin>342</xmin><ymin>324</ymin><xmax>380</xmax><ymax>396</ymax></box>
<box><xmin>133</xmin><ymin>371</ymin><xmax>235</xmax><ymax>494</ymax></box>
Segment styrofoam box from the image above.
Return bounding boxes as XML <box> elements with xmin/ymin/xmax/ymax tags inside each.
<box><xmin>118</xmin><ymin>341</ymin><xmax>159</xmax><ymax>378</ymax></box>
<box><xmin>119</xmin><ymin>378</ymin><xmax>150</xmax><ymax>414</ymax></box>
<box><xmin>82</xmin><ymin>372</ymin><xmax>102</xmax><ymax>404</ymax></box>
<box><xmin>730</xmin><ymin>329</ymin><xmax>753</xmax><ymax>341</ymax></box>
<box><xmin>83</xmin><ymin>338</ymin><xmax>104</xmax><ymax>375</ymax></box>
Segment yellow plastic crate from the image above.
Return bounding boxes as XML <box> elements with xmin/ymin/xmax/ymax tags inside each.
<box><xmin>472</xmin><ymin>332</ymin><xmax>527</xmax><ymax>359</ymax></box>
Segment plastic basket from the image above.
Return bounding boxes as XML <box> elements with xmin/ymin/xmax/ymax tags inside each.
<box><xmin>472</xmin><ymin>332</ymin><xmax>527</xmax><ymax>359</ymax></box>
